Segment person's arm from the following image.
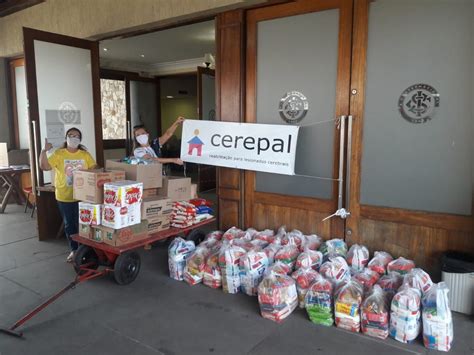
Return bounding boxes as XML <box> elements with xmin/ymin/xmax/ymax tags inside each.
<box><xmin>85</xmin><ymin>152</ymin><xmax>97</xmax><ymax>170</ymax></box>
<box><xmin>154</xmin><ymin>157</ymin><xmax>183</xmax><ymax>165</ymax></box>
<box><xmin>39</xmin><ymin>138</ymin><xmax>53</xmax><ymax>171</ymax></box>
<box><xmin>159</xmin><ymin>116</ymin><xmax>184</xmax><ymax>146</ymax></box>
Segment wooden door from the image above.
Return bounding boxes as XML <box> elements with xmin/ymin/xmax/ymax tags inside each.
<box><xmin>245</xmin><ymin>0</ymin><xmax>353</xmax><ymax>238</ymax></box>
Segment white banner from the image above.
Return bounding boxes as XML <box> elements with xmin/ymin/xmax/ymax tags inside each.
<box><xmin>180</xmin><ymin>120</ymin><xmax>299</xmax><ymax>175</ymax></box>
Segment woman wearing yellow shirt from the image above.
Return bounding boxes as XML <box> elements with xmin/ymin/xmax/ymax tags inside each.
<box><xmin>39</xmin><ymin>127</ymin><xmax>96</xmax><ymax>262</ymax></box>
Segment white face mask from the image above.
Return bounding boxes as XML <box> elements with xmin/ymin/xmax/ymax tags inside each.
<box><xmin>66</xmin><ymin>136</ymin><xmax>81</xmax><ymax>149</ymax></box>
<box><xmin>136</xmin><ymin>134</ymin><xmax>149</xmax><ymax>145</ymax></box>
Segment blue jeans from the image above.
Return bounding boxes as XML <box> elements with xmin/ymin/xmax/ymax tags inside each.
<box><xmin>57</xmin><ymin>201</ymin><xmax>79</xmax><ymax>251</ymax></box>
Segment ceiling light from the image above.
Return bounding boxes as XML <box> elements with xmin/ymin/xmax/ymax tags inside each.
<box><xmin>166</xmin><ymin>95</ymin><xmax>174</xmax><ymax>99</ymax></box>
<box><xmin>103</xmin><ymin>48</ymin><xmax>108</xmax><ymax>51</ymax></box>
<box><xmin>140</xmin><ymin>54</ymin><xmax>145</xmax><ymax>58</ymax></box>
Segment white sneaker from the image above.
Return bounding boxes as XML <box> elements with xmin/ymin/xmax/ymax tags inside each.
<box><xmin>66</xmin><ymin>251</ymin><xmax>74</xmax><ymax>263</ymax></box>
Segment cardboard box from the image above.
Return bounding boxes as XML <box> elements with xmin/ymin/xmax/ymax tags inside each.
<box><xmin>191</xmin><ymin>184</ymin><xmax>198</xmax><ymax>199</ymax></box>
<box><xmin>73</xmin><ymin>169</ymin><xmax>125</xmax><ymax>203</ymax></box>
<box><xmin>104</xmin><ymin>180</ymin><xmax>143</xmax><ymax>207</ymax></box>
<box><xmin>0</xmin><ymin>144</ymin><xmax>30</xmax><ymax>167</ymax></box>
<box><xmin>78</xmin><ymin>202</ymin><xmax>102</xmax><ymax>225</ymax></box>
<box><xmin>98</xmin><ymin>220</ymin><xmax>149</xmax><ymax>247</ymax></box>
<box><xmin>106</xmin><ymin>159</ymin><xmax>162</xmax><ymax>189</ymax></box>
<box><xmin>143</xmin><ymin>188</ymin><xmax>159</xmax><ymax>198</ymax></box>
<box><xmin>79</xmin><ymin>224</ymin><xmax>93</xmax><ymax>239</ymax></box>
<box><xmin>147</xmin><ymin>215</ymin><xmax>171</xmax><ymax>234</ymax></box>
<box><xmin>141</xmin><ymin>196</ymin><xmax>172</xmax><ymax>220</ymax></box>
<box><xmin>91</xmin><ymin>227</ymin><xmax>104</xmax><ymax>243</ymax></box>
<box><xmin>158</xmin><ymin>176</ymin><xmax>192</xmax><ymax>201</ymax></box>
<box><xmin>102</xmin><ymin>204</ymin><xmax>141</xmax><ymax>229</ymax></box>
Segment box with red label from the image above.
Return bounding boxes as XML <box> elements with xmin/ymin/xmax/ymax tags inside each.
<box><xmin>73</xmin><ymin>169</ymin><xmax>125</xmax><ymax>204</ymax></box>
<box><xmin>148</xmin><ymin>215</ymin><xmax>171</xmax><ymax>234</ymax></box>
<box><xmin>101</xmin><ymin>204</ymin><xmax>141</xmax><ymax>229</ymax></box>
<box><xmin>103</xmin><ymin>180</ymin><xmax>143</xmax><ymax>207</ymax></box>
<box><xmin>97</xmin><ymin>220</ymin><xmax>149</xmax><ymax>247</ymax></box>
<box><xmin>78</xmin><ymin>202</ymin><xmax>102</xmax><ymax>225</ymax></box>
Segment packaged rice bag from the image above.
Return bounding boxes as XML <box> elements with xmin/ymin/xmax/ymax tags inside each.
<box><xmin>274</xmin><ymin>244</ymin><xmax>299</xmax><ymax>269</ymax></box>
<box><xmin>319</xmin><ymin>238</ymin><xmax>348</xmax><ymax>260</ymax></box>
<box><xmin>222</xmin><ymin>226</ymin><xmax>245</xmax><ymax>241</ymax></box>
<box><xmin>353</xmin><ymin>268</ymin><xmax>380</xmax><ymax>292</ymax></box>
<box><xmin>183</xmin><ymin>246</ymin><xmax>210</xmax><ymax>285</ymax></box>
<box><xmin>347</xmin><ymin>244</ymin><xmax>369</xmax><ymax>273</ymax></box>
<box><xmin>204</xmin><ymin>230</ymin><xmax>223</xmax><ymax>242</ymax></box>
<box><xmin>257</xmin><ymin>271</ymin><xmax>298</xmax><ymax>323</ymax></box>
<box><xmin>334</xmin><ymin>280</ymin><xmax>364</xmax><ymax>332</ymax></box>
<box><xmin>319</xmin><ymin>256</ymin><xmax>351</xmax><ymax>287</ymax></box>
<box><xmin>168</xmin><ymin>237</ymin><xmax>196</xmax><ymax>281</ymax></box>
<box><xmin>291</xmin><ymin>267</ymin><xmax>319</xmax><ymax>308</ymax></box>
<box><xmin>203</xmin><ymin>249</ymin><xmax>222</xmax><ymax>289</ymax></box>
<box><xmin>295</xmin><ymin>248</ymin><xmax>323</xmax><ymax>271</ymax></box>
<box><xmin>377</xmin><ymin>272</ymin><xmax>403</xmax><ymax>301</ymax></box>
<box><xmin>368</xmin><ymin>251</ymin><xmax>393</xmax><ymax>275</ymax></box>
<box><xmin>387</xmin><ymin>257</ymin><xmax>415</xmax><ymax>276</ymax></box>
<box><xmin>361</xmin><ymin>285</ymin><xmax>389</xmax><ymax>339</ymax></box>
<box><xmin>264</xmin><ymin>261</ymin><xmax>292</xmax><ymax>276</ymax></box>
<box><xmin>239</xmin><ymin>250</ymin><xmax>269</xmax><ymax>296</ymax></box>
<box><xmin>403</xmin><ymin>268</ymin><xmax>433</xmax><ymax>295</ymax></box>
<box><xmin>302</xmin><ymin>234</ymin><xmax>322</xmax><ymax>251</ymax></box>
<box><xmin>263</xmin><ymin>243</ymin><xmax>281</xmax><ymax>265</ymax></box>
<box><xmin>422</xmin><ymin>282</ymin><xmax>453</xmax><ymax>352</ymax></box>
<box><xmin>389</xmin><ymin>286</ymin><xmax>421</xmax><ymax>343</ymax></box>
<box><xmin>218</xmin><ymin>243</ymin><xmax>246</xmax><ymax>293</ymax></box>
<box><xmin>305</xmin><ymin>274</ymin><xmax>334</xmax><ymax>326</ymax></box>
<box><xmin>254</xmin><ymin>229</ymin><xmax>275</xmax><ymax>243</ymax></box>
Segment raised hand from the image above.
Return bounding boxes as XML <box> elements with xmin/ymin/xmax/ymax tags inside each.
<box><xmin>44</xmin><ymin>138</ymin><xmax>53</xmax><ymax>151</ymax></box>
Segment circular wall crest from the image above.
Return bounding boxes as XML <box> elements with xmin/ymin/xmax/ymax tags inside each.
<box><xmin>58</xmin><ymin>101</ymin><xmax>80</xmax><ymax>124</ymax></box>
<box><xmin>398</xmin><ymin>84</ymin><xmax>439</xmax><ymax>123</ymax></box>
<box><xmin>279</xmin><ymin>91</ymin><xmax>309</xmax><ymax>124</ymax></box>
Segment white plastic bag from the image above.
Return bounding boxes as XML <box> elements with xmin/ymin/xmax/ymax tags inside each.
<box><xmin>403</xmin><ymin>268</ymin><xmax>433</xmax><ymax>295</ymax></box>
<box><xmin>239</xmin><ymin>250</ymin><xmax>269</xmax><ymax>296</ymax></box>
<box><xmin>319</xmin><ymin>256</ymin><xmax>351</xmax><ymax>287</ymax></box>
<box><xmin>347</xmin><ymin>244</ymin><xmax>369</xmax><ymax>273</ymax></box>
<box><xmin>389</xmin><ymin>286</ymin><xmax>421</xmax><ymax>343</ymax></box>
<box><xmin>168</xmin><ymin>237</ymin><xmax>195</xmax><ymax>281</ymax></box>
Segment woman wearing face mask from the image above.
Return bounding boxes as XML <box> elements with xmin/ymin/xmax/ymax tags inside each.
<box><xmin>133</xmin><ymin>116</ymin><xmax>184</xmax><ymax>165</ymax></box>
<box><xmin>39</xmin><ymin>127</ymin><xmax>96</xmax><ymax>262</ymax></box>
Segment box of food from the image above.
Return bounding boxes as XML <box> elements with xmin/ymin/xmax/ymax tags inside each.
<box><xmin>191</xmin><ymin>184</ymin><xmax>198</xmax><ymax>199</ymax></box>
<box><xmin>148</xmin><ymin>215</ymin><xmax>171</xmax><ymax>234</ymax></box>
<box><xmin>105</xmin><ymin>160</ymin><xmax>162</xmax><ymax>189</ymax></box>
<box><xmin>78</xmin><ymin>224</ymin><xmax>93</xmax><ymax>239</ymax></box>
<box><xmin>103</xmin><ymin>180</ymin><xmax>143</xmax><ymax>207</ymax></box>
<box><xmin>73</xmin><ymin>169</ymin><xmax>125</xmax><ymax>203</ymax></box>
<box><xmin>158</xmin><ymin>176</ymin><xmax>192</xmax><ymax>201</ymax></box>
<box><xmin>101</xmin><ymin>204</ymin><xmax>141</xmax><ymax>229</ymax></box>
<box><xmin>78</xmin><ymin>202</ymin><xmax>102</xmax><ymax>225</ymax></box>
<box><xmin>98</xmin><ymin>220</ymin><xmax>149</xmax><ymax>247</ymax></box>
<box><xmin>143</xmin><ymin>188</ymin><xmax>159</xmax><ymax>198</ymax></box>
<box><xmin>141</xmin><ymin>196</ymin><xmax>172</xmax><ymax>220</ymax></box>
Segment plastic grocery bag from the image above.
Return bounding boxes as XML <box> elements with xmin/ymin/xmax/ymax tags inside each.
<box><xmin>291</xmin><ymin>267</ymin><xmax>319</xmax><ymax>308</ymax></box>
<box><xmin>281</xmin><ymin>229</ymin><xmax>304</xmax><ymax>249</ymax></box>
<box><xmin>274</xmin><ymin>244</ymin><xmax>299</xmax><ymax>269</ymax></box>
<box><xmin>203</xmin><ymin>249</ymin><xmax>222</xmax><ymax>289</ymax></box>
<box><xmin>387</xmin><ymin>257</ymin><xmax>415</xmax><ymax>276</ymax></box>
<box><xmin>361</xmin><ymin>285</ymin><xmax>389</xmax><ymax>339</ymax></box>
<box><xmin>347</xmin><ymin>244</ymin><xmax>369</xmax><ymax>273</ymax></box>
<box><xmin>222</xmin><ymin>226</ymin><xmax>245</xmax><ymax>241</ymax></box>
<box><xmin>334</xmin><ymin>280</ymin><xmax>364</xmax><ymax>332</ymax></box>
<box><xmin>377</xmin><ymin>272</ymin><xmax>403</xmax><ymax>301</ymax></box>
<box><xmin>368</xmin><ymin>251</ymin><xmax>393</xmax><ymax>275</ymax></box>
<box><xmin>264</xmin><ymin>261</ymin><xmax>292</xmax><ymax>276</ymax></box>
<box><xmin>353</xmin><ymin>268</ymin><xmax>380</xmax><ymax>292</ymax></box>
<box><xmin>319</xmin><ymin>256</ymin><xmax>351</xmax><ymax>287</ymax></box>
<box><xmin>305</xmin><ymin>274</ymin><xmax>334</xmax><ymax>326</ymax></box>
<box><xmin>257</xmin><ymin>271</ymin><xmax>298</xmax><ymax>323</ymax></box>
<box><xmin>168</xmin><ymin>237</ymin><xmax>196</xmax><ymax>281</ymax></box>
<box><xmin>302</xmin><ymin>234</ymin><xmax>322</xmax><ymax>251</ymax></box>
<box><xmin>389</xmin><ymin>286</ymin><xmax>421</xmax><ymax>343</ymax></box>
<box><xmin>184</xmin><ymin>246</ymin><xmax>210</xmax><ymax>285</ymax></box>
<box><xmin>239</xmin><ymin>250</ymin><xmax>269</xmax><ymax>296</ymax></box>
<box><xmin>319</xmin><ymin>238</ymin><xmax>348</xmax><ymax>260</ymax></box>
<box><xmin>263</xmin><ymin>243</ymin><xmax>281</xmax><ymax>265</ymax></box>
<box><xmin>421</xmin><ymin>282</ymin><xmax>453</xmax><ymax>352</ymax></box>
<box><xmin>295</xmin><ymin>248</ymin><xmax>323</xmax><ymax>271</ymax></box>
<box><xmin>254</xmin><ymin>229</ymin><xmax>276</xmax><ymax>243</ymax></box>
<box><xmin>403</xmin><ymin>268</ymin><xmax>433</xmax><ymax>295</ymax></box>
<box><xmin>218</xmin><ymin>243</ymin><xmax>246</xmax><ymax>293</ymax></box>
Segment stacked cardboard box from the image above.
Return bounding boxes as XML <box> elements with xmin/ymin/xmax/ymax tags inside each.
<box><xmin>141</xmin><ymin>196</ymin><xmax>172</xmax><ymax>234</ymax></box>
<box><xmin>102</xmin><ymin>180</ymin><xmax>143</xmax><ymax>229</ymax></box>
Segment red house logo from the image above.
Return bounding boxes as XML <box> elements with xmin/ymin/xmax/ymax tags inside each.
<box><xmin>187</xmin><ymin>129</ymin><xmax>204</xmax><ymax>156</ymax></box>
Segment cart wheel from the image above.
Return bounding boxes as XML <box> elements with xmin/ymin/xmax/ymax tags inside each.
<box><xmin>113</xmin><ymin>251</ymin><xmax>141</xmax><ymax>285</ymax></box>
<box><xmin>73</xmin><ymin>245</ymin><xmax>99</xmax><ymax>274</ymax></box>
<box><xmin>186</xmin><ymin>229</ymin><xmax>206</xmax><ymax>245</ymax></box>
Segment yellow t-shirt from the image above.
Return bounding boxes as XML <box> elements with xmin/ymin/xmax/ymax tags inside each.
<box><xmin>48</xmin><ymin>148</ymin><xmax>96</xmax><ymax>202</ymax></box>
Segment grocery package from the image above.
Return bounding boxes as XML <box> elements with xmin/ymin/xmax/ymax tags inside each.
<box><xmin>232</xmin><ymin>238</ymin><xmax>255</xmax><ymax>252</ymax></box>
<box><xmin>305</xmin><ymin>274</ymin><xmax>334</xmax><ymax>326</ymax></box>
<box><xmin>78</xmin><ymin>202</ymin><xmax>102</xmax><ymax>226</ymax></box>
<box><xmin>291</xmin><ymin>267</ymin><xmax>319</xmax><ymax>308</ymax></box>
<box><xmin>368</xmin><ymin>251</ymin><xmax>393</xmax><ymax>275</ymax></box>
<box><xmin>254</xmin><ymin>229</ymin><xmax>275</xmax><ymax>243</ymax></box>
<box><xmin>203</xmin><ymin>249</ymin><xmax>222</xmax><ymax>289</ymax></box>
<box><xmin>302</xmin><ymin>234</ymin><xmax>322</xmax><ymax>251</ymax></box>
<box><xmin>222</xmin><ymin>226</ymin><xmax>246</xmax><ymax>241</ymax></box>
<box><xmin>274</xmin><ymin>244</ymin><xmax>299</xmax><ymax>269</ymax></box>
<box><xmin>319</xmin><ymin>256</ymin><xmax>351</xmax><ymax>287</ymax></box>
<box><xmin>158</xmin><ymin>176</ymin><xmax>191</xmax><ymax>201</ymax></box>
<box><xmin>170</xmin><ymin>201</ymin><xmax>197</xmax><ymax>228</ymax></box>
<box><xmin>219</xmin><ymin>243</ymin><xmax>246</xmax><ymax>293</ymax></box>
<box><xmin>264</xmin><ymin>261</ymin><xmax>292</xmax><ymax>276</ymax></box>
<box><xmin>189</xmin><ymin>198</ymin><xmax>212</xmax><ymax>207</ymax></box>
<box><xmin>168</xmin><ymin>237</ymin><xmax>196</xmax><ymax>281</ymax></box>
<box><xmin>334</xmin><ymin>280</ymin><xmax>364</xmax><ymax>332</ymax></box>
<box><xmin>263</xmin><ymin>243</ymin><xmax>281</xmax><ymax>264</ymax></box>
<box><xmin>389</xmin><ymin>286</ymin><xmax>421</xmax><ymax>343</ymax></box>
<box><xmin>250</xmin><ymin>239</ymin><xmax>269</xmax><ymax>250</ymax></box>
<box><xmin>353</xmin><ymin>268</ymin><xmax>380</xmax><ymax>292</ymax></box>
<box><xmin>361</xmin><ymin>285</ymin><xmax>389</xmax><ymax>339</ymax></box>
<box><xmin>295</xmin><ymin>248</ymin><xmax>323</xmax><ymax>271</ymax></box>
<box><xmin>387</xmin><ymin>257</ymin><xmax>415</xmax><ymax>276</ymax></box>
<box><xmin>73</xmin><ymin>169</ymin><xmax>125</xmax><ymax>203</ymax></box>
<box><xmin>347</xmin><ymin>244</ymin><xmax>369</xmax><ymax>273</ymax></box>
<box><xmin>101</xmin><ymin>204</ymin><xmax>141</xmax><ymax>229</ymax></box>
<box><xmin>204</xmin><ymin>230</ymin><xmax>223</xmax><ymax>242</ymax></box>
<box><xmin>103</xmin><ymin>180</ymin><xmax>143</xmax><ymax>207</ymax></box>
<box><xmin>245</xmin><ymin>228</ymin><xmax>259</xmax><ymax>239</ymax></box>
<box><xmin>377</xmin><ymin>272</ymin><xmax>403</xmax><ymax>301</ymax></box>
<box><xmin>239</xmin><ymin>250</ymin><xmax>269</xmax><ymax>296</ymax></box>
<box><xmin>257</xmin><ymin>271</ymin><xmax>298</xmax><ymax>322</ymax></box>
<box><xmin>422</xmin><ymin>282</ymin><xmax>453</xmax><ymax>352</ymax></box>
<box><xmin>141</xmin><ymin>196</ymin><xmax>172</xmax><ymax>220</ymax></box>
<box><xmin>403</xmin><ymin>268</ymin><xmax>433</xmax><ymax>295</ymax></box>
<box><xmin>281</xmin><ymin>229</ymin><xmax>304</xmax><ymax>249</ymax></box>
<box><xmin>183</xmin><ymin>246</ymin><xmax>210</xmax><ymax>285</ymax></box>
<box><xmin>319</xmin><ymin>238</ymin><xmax>348</xmax><ymax>260</ymax></box>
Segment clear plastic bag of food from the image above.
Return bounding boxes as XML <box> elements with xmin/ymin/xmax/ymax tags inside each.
<box><xmin>377</xmin><ymin>272</ymin><xmax>403</xmax><ymax>301</ymax></box>
<box><xmin>301</xmin><ymin>234</ymin><xmax>322</xmax><ymax>251</ymax></box>
<box><xmin>204</xmin><ymin>230</ymin><xmax>223</xmax><ymax>242</ymax></box>
<box><xmin>254</xmin><ymin>229</ymin><xmax>276</xmax><ymax>243</ymax></box>
<box><xmin>295</xmin><ymin>248</ymin><xmax>323</xmax><ymax>271</ymax></box>
<box><xmin>389</xmin><ymin>286</ymin><xmax>421</xmax><ymax>343</ymax></box>
<box><xmin>387</xmin><ymin>257</ymin><xmax>415</xmax><ymax>276</ymax></box>
<box><xmin>368</xmin><ymin>251</ymin><xmax>393</xmax><ymax>275</ymax></box>
<box><xmin>239</xmin><ymin>250</ymin><xmax>269</xmax><ymax>296</ymax></box>
<box><xmin>319</xmin><ymin>256</ymin><xmax>351</xmax><ymax>287</ymax></box>
<box><xmin>218</xmin><ymin>243</ymin><xmax>246</xmax><ymax>293</ymax></box>
<box><xmin>347</xmin><ymin>244</ymin><xmax>369</xmax><ymax>273</ymax></box>
<box><xmin>264</xmin><ymin>261</ymin><xmax>292</xmax><ymax>276</ymax></box>
<box><xmin>183</xmin><ymin>246</ymin><xmax>210</xmax><ymax>285</ymax></box>
<box><xmin>353</xmin><ymin>268</ymin><xmax>380</xmax><ymax>292</ymax></box>
<box><xmin>334</xmin><ymin>280</ymin><xmax>364</xmax><ymax>332</ymax></box>
<box><xmin>222</xmin><ymin>226</ymin><xmax>245</xmax><ymax>241</ymax></box>
<box><xmin>263</xmin><ymin>243</ymin><xmax>281</xmax><ymax>265</ymax></box>
<box><xmin>203</xmin><ymin>249</ymin><xmax>222</xmax><ymax>289</ymax></box>
<box><xmin>319</xmin><ymin>238</ymin><xmax>348</xmax><ymax>260</ymax></box>
<box><xmin>291</xmin><ymin>267</ymin><xmax>319</xmax><ymax>308</ymax></box>
<box><xmin>361</xmin><ymin>285</ymin><xmax>389</xmax><ymax>339</ymax></box>
<box><xmin>305</xmin><ymin>274</ymin><xmax>334</xmax><ymax>326</ymax></box>
<box><xmin>168</xmin><ymin>237</ymin><xmax>196</xmax><ymax>281</ymax></box>
<box><xmin>281</xmin><ymin>229</ymin><xmax>304</xmax><ymax>249</ymax></box>
<box><xmin>250</xmin><ymin>238</ymin><xmax>269</xmax><ymax>250</ymax></box>
<box><xmin>403</xmin><ymin>268</ymin><xmax>433</xmax><ymax>295</ymax></box>
<box><xmin>274</xmin><ymin>244</ymin><xmax>299</xmax><ymax>269</ymax></box>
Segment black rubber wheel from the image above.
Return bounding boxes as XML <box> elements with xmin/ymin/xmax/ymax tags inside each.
<box><xmin>73</xmin><ymin>245</ymin><xmax>99</xmax><ymax>274</ymax></box>
<box><xmin>113</xmin><ymin>251</ymin><xmax>141</xmax><ymax>285</ymax></box>
<box><xmin>186</xmin><ymin>229</ymin><xmax>206</xmax><ymax>245</ymax></box>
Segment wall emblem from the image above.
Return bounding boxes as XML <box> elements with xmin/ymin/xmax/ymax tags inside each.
<box><xmin>279</xmin><ymin>91</ymin><xmax>308</xmax><ymax>124</ymax></box>
<box><xmin>398</xmin><ymin>84</ymin><xmax>439</xmax><ymax>123</ymax></box>
<box><xmin>58</xmin><ymin>101</ymin><xmax>81</xmax><ymax>124</ymax></box>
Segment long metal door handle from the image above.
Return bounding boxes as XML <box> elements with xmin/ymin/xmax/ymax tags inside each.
<box><xmin>337</xmin><ymin>115</ymin><xmax>346</xmax><ymax>211</ymax></box>
<box><xmin>31</xmin><ymin>120</ymin><xmax>40</xmax><ymax>185</ymax></box>
<box><xmin>345</xmin><ymin>115</ymin><xmax>353</xmax><ymax>212</ymax></box>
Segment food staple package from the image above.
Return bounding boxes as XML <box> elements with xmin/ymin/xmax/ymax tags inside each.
<box><xmin>263</xmin><ymin>243</ymin><xmax>281</xmax><ymax>265</ymax></box>
<box><xmin>257</xmin><ymin>271</ymin><xmax>298</xmax><ymax>323</ymax></box>
<box><xmin>183</xmin><ymin>246</ymin><xmax>210</xmax><ymax>285</ymax></box>
<box><xmin>389</xmin><ymin>286</ymin><xmax>421</xmax><ymax>343</ymax></box>
<box><xmin>421</xmin><ymin>282</ymin><xmax>453</xmax><ymax>352</ymax></box>
<box><xmin>168</xmin><ymin>237</ymin><xmax>196</xmax><ymax>281</ymax></box>
<box><xmin>291</xmin><ymin>267</ymin><xmax>319</xmax><ymax>308</ymax></box>
<box><xmin>222</xmin><ymin>226</ymin><xmax>246</xmax><ymax>241</ymax></box>
<box><xmin>377</xmin><ymin>272</ymin><xmax>403</xmax><ymax>301</ymax></box>
<box><xmin>204</xmin><ymin>231</ymin><xmax>223</xmax><ymax>242</ymax></box>
<box><xmin>368</xmin><ymin>251</ymin><xmax>393</xmax><ymax>275</ymax></box>
<box><xmin>347</xmin><ymin>244</ymin><xmax>370</xmax><ymax>273</ymax></box>
<box><xmin>264</xmin><ymin>261</ymin><xmax>292</xmax><ymax>276</ymax></box>
<box><xmin>334</xmin><ymin>280</ymin><xmax>364</xmax><ymax>332</ymax></box>
<box><xmin>295</xmin><ymin>248</ymin><xmax>323</xmax><ymax>271</ymax></box>
<box><xmin>218</xmin><ymin>243</ymin><xmax>246</xmax><ymax>293</ymax></box>
<box><xmin>239</xmin><ymin>250</ymin><xmax>269</xmax><ymax>296</ymax></box>
<box><xmin>281</xmin><ymin>230</ymin><xmax>304</xmax><ymax>250</ymax></box>
<box><xmin>319</xmin><ymin>256</ymin><xmax>351</xmax><ymax>287</ymax></box>
<box><xmin>301</xmin><ymin>234</ymin><xmax>322</xmax><ymax>251</ymax></box>
<box><xmin>305</xmin><ymin>274</ymin><xmax>334</xmax><ymax>326</ymax></box>
<box><xmin>254</xmin><ymin>229</ymin><xmax>275</xmax><ymax>243</ymax></box>
<box><xmin>361</xmin><ymin>285</ymin><xmax>390</xmax><ymax>339</ymax></box>
<box><xmin>319</xmin><ymin>238</ymin><xmax>348</xmax><ymax>260</ymax></box>
<box><xmin>274</xmin><ymin>244</ymin><xmax>299</xmax><ymax>269</ymax></box>
<box><xmin>403</xmin><ymin>268</ymin><xmax>433</xmax><ymax>295</ymax></box>
<box><xmin>203</xmin><ymin>249</ymin><xmax>222</xmax><ymax>289</ymax></box>
<box><xmin>387</xmin><ymin>257</ymin><xmax>415</xmax><ymax>276</ymax></box>
<box><xmin>353</xmin><ymin>268</ymin><xmax>380</xmax><ymax>292</ymax></box>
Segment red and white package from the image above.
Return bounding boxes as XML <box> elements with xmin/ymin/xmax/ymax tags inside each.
<box><xmin>254</xmin><ymin>229</ymin><xmax>275</xmax><ymax>243</ymax></box>
<box><xmin>291</xmin><ymin>268</ymin><xmax>320</xmax><ymax>308</ymax></box>
<box><xmin>353</xmin><ymin>268</ymin><xmax>380</xmax><ymax>292</ymax></box>
<box><xmin>319</xmin><ymin>256</ymin><xmax>351</xmax><ymax>287</ymax></box>
<box><xmin>102</xmin><ymin>204</ymin><xmax>141</xmax><ymax>229</ymax></box>
<box><xmin>274</xmin><ymin>244</ymin><xmax>299</xmax><ymax>269</ymax></box>
<box><xmin>78</xmin><ymin>202</ymin><xmax>102</xmax><ymax>226</ymax></box>
<box><xmin>258</xmin><ymin>272</ymin><xmax>297</xmax><ymax>323</ymax></box>
<box><xmin>222</xmin><ymin>226</ymin><xmax>246</xmax><ymax>241</ymax></box>
<box><xmin>302</xmin><ymin>234</ymin><xmax>322</xmax><ymax>251</ymax></box>
<box><xmin>204</xmin><ymin>231</ymin><xmax>223</xmax><ymax>242</ymax></box>
<box><xmin>295</xmin><ymin>249</ymin><xmax>323</xmax><ymax>271</ymax></box>
<box><xmin>335</xmin><ymin>280</ymin><xmax>364</xmax><ymax>332</ymax></box>
<box><xmin>203</xmin><ymin>249</ymin><xmax>221</xmax><ymax>289</ymax></box>
<box><xmin>281</xmin><ymin>230</ymin><xmax>304</xmax><ymax>249</ymax></box>
<box><xmin>403</xmin><ymin>268</ymin><xmax>433</xmax><ymax>295</ymax></box>
<box><xmin>377</xmin><ymin>272</ymin><xmax>403</xmax><ymax>301</ymax></box>
<box><xmin>347</xmin><ymin>244</ymin><xmax>370</xmax><ymax>273</ymax></box>
<box><xmin>263</xmin><ymin>243</ymin><xmax>281</xmax><ymax>265</ymax></box>
<box><xmin>368</xmin><ymin>251</ymin><xmax>393</xmax><ymax>275</ymax></box>
<box><xmin>387</xmin><ymin>257</ymin><xmax>415</xmax><ymax>276</ymax></box>
<box><xmin>264</xmin><ymin>261</ymin><xmax>292</xmax><ymax>276</ymax></box>
<box><xmin>103</xmin><ymin>180</ymin><xmax>143</xmax><ymax>207</ymax></box>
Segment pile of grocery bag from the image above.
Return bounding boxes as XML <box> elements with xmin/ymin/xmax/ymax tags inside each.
<box><xmin>168</xmin><ymin>226</ymin><xmax>454</xmax><ymax>352</ymax></box>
